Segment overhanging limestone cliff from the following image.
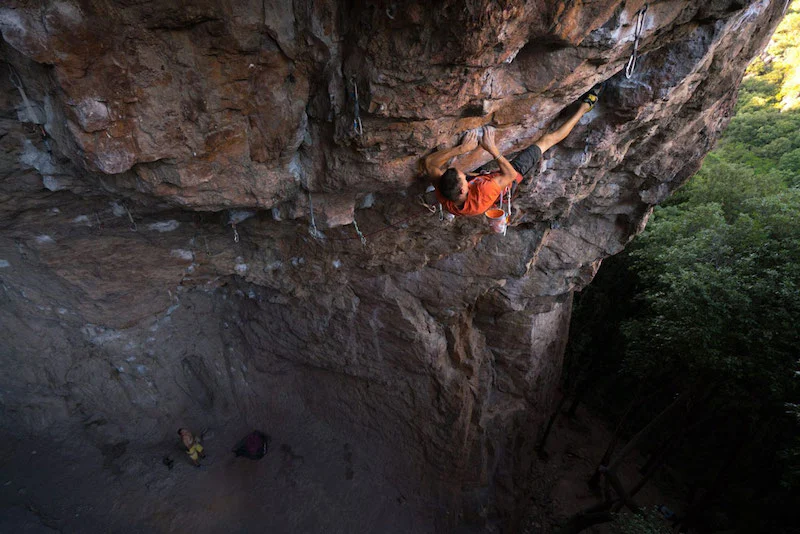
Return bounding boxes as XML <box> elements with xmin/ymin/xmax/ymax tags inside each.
<box><xmin>0</xmin><ymin>0</ymin><xmax>789</xmax><ymax>530</ymax></box>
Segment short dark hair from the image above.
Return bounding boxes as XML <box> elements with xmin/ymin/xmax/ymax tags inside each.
<box><xmin>440</xmin><ymin>168</ymin><xmax>462</xmax><ymax>201</ymax></box>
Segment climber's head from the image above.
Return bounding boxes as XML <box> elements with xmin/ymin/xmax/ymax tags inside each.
<box><xmin>440</xmin><ymin>168</ymin><xmax>469</xmax><ymax>203</ymax></box>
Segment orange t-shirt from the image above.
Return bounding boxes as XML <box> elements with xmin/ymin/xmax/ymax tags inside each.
<box><xmin>435</xmin><ymin>171</ymin><xmax>523</xmax><ymax>216</ymax></box>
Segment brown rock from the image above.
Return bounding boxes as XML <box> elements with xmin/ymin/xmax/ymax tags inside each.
<box><xmin>0</xmin><ymin>0</ymin><xmax>788</xmax><ymax>530</ymax></box>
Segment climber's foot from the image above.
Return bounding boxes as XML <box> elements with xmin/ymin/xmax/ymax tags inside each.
<box><xmin>580</xmin><ymin>82</ymin><xmax>605</xmax><ymax>110</ymax></box>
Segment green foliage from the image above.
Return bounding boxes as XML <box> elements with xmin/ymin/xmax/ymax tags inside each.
<box><xmin>610</xmin><ymin>509</ymin><xmax>671</xmax><ymax>534</ymax></box>
<box><xmin>721</xmin><ymin>1</ymin><xmax>800</xmax><ymax>180</ymax></box>
<box><xmin>622</xmin><ymin>188</ymin><xmax>800</xmax><ymax>404</ymax></box>
<box><xmin>618</xmin><ymin>1</ymin><xmax>800</xmax><ymax>399</ymax></box>
<box><xmin>564</xmin><ymin>4</ymin><xmax>800</xmax><ymax>532</ymax></box>
<box><xmin>668</xmin><ymin>156</ymin><xmax>785</xmax><ymax>219</ymax></box>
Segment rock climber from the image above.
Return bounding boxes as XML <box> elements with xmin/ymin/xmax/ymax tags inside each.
<box><xmin>423</xmin><ymin>84</ymin><xmax>603</xmax><ymax>216</ymax></box>
<box><xmin>178</xmin><ymin>427</ymin><xmax>206</xmax><ymax>467</ymax></box>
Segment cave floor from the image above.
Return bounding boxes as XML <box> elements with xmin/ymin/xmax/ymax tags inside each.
<box><xmin>0</xmin><ymin>402</ymin><xmax>682</xmax><ymax>534</ymax></box>
<box><xmin>0</xmin><ymin>421</ymin><xmax>438</xmax><ymax>534</ymax></box>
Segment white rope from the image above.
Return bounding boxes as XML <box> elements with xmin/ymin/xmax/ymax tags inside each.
<box><xmin>8</xmin><ymin>66</ymin><xmax>38</xmax><ymax>124</ymax></box>
<box><xmin>625</xmin><ymin>4</ymin><xmax>648</xmax><ymax>79</ymax></box>
<box><xmin>506</xmin><ymin>187</ymin><xmax>511</xmax><ymax>236</ymax></box>
<box><xmin>232</xmin><ymin>223</ymin><xmax>239</xmax><ymax>243</ymax></box>
<box><xmin>352</xmin><ymin>219</ymin><xmax>367</xmax><ymax>247</ymax></box>
<box><xmin>307</xmin><ymin>191</ymin><xmax>325</xmax><ymax>240</ymax></box>
<box><xmin>123</xmin><ymin>204</ymin><xmax>137</xmax><ymax>232</ymax></box>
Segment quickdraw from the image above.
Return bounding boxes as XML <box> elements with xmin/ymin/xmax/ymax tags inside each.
<box><xmin>307</xmin><ymin>191</ymin><xmax>325</xmax><ymax>240</ymax></box>
<box><xmin>499</xmin><ymin>187</ymin><xmax>512</xmax><ymax>236</ymax></box>
<box><xmin>123</xmin><ymin>204</ymin><xmax>138</xmax><ymax>232</ymax></box>
<box><xmin>352</xmin><ymin>219</ymin><xmax>367</xmax><ymax>247</ymax></box>
<box><xmin>625</xmin><ymin>4</ymin><xmax>648</xmax><ymax>79</ymax></box>
<box><xmin>232</xmin><ymin>223</ymin><xmax>240</xmax><ymax>243</ymax></box>
<box><xmin>351</xmin><ymin>76</ymin><xmax>363</xmax><ymax>136</ymax></box>
<box><xmin>581</xmin><ymin>133</ymin><xmax>592</xmax><ymax>165</ymax></box>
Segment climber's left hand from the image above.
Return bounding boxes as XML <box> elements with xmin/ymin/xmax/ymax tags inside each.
<box><xmin>460</xmin><ymin>129</ymin><xmax>479</xmax><ymax>153</ymax></box>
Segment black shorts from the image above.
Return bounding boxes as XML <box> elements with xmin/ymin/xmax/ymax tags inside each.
<box><xmin>509</xmin><ymin>144</ymin><xmax>542</xmax><ymax>178</ymax></box>
<box><xmin>475</xmin><ymin>144</ymin><xmax>542</xmax><ymax>179</ymax></box>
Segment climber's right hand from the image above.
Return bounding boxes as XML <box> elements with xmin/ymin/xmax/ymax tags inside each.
<box><xmin>480</xmin><ymin>126</ymin><xmax>499</xmax><ymax>157</ymax></box>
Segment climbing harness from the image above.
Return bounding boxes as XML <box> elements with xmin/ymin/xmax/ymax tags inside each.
<box><xmin>625</xmin><ymin>4</ymin><xmax>648</xmax><ymax>79</ymax></box>
<box><xmin>350</xmin><ymin>76</ymin><xmax>363</xmax><ymax>137</ymax></box>
<box><xmin>123</xmin><ymin>204</ymin><xmax>138</xmax><ymax>232</ymax></box>
<box><xmin>232</xmin><ymin>223</ymin><xmax>240</xmax><ymax>243</ymax></box>
<box><xmin>352</xmin><ymin>219</ymin><xmax>367</xmax><ymax>247</ymax></box>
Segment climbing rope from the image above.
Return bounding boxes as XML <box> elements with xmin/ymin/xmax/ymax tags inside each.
<box><xmin>8</xmin><ymin>65</ymin><xmax>38</xmax><ymax>124</ymax></box>
<box><xmin>232</xmin><ymin>223</ymin><xmax>240</xmax><ymax>243</ymax></box>
<box><xmin>625</xmin><ymin>4</ymin><xmax>648</xmax><ymax>79</ymax></box>
<box><xmin>351</xmin><ymin>76</ymin><xmax>363</xmax><ymax>136</ymax></box>
<box><xmin>506</xmin><ymin>188</ymin><xmax>512</xmax><ymax>235</ymax></box>
<box><xmin>307</xmin><ymin>191</ymin><xmax>326</xmax><ymax>240</ymax></box>
<box><xmin>352</xmin><ymin>219</ymin><xmax>367</xmax><ymax>247</ymax></box>
<box><xmin>123</xmin><ymin>204</ymin><xmax>138</xmax><ymax>232</ymax></box>
<box><xmin>499</xmin><ymin>187</ymin><xmax>512</xmax><ymax>236</ymax></box>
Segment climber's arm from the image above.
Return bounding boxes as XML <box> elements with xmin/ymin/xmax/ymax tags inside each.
<box><xmin>480</xmin><ymin>126</ymin><xmax>518</xmax><ymax>189</ymax></box>
<box><xmin>423</xmin><ymin>130</ymin><xmax>479</xmax><ymax>183</ymax></box>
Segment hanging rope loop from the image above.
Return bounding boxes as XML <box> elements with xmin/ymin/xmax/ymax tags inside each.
<box><xmin>625</xmin><ymin>4</ymin><xmax>648</xmax><ymax>79</ymax></box>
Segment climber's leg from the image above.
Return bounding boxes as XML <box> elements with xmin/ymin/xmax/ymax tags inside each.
<box><xmin>534</xmin><ymin>82</ymin><xmax>604</xmax><ymax>153</ymax></box>
<box><xmin>534</xmin><ymin>103</ymin><xmax>591</xmax><ymax>154</ymax></box>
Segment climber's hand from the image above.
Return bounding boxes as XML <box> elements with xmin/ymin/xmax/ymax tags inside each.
<box><xmin>460</xmin><ymin>129</ymin><xmax>479</xmax><ymax>153</ymax></box>
<box><xmin>480</xmin><ymin>126</ymin><xmax>499</xmax><ymax>157</ymax></box>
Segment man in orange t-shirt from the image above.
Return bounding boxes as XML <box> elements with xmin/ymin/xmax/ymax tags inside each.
<box><xmin>423</xmin><ymin>84</ymin><xmax>601</xmax><ymax>216</ymax></box>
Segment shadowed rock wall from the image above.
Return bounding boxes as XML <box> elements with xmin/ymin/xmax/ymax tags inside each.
<box><xmin>0</xmin><ymin>0</ymin><xmax>789</xmax><ymax>528</ymax></box>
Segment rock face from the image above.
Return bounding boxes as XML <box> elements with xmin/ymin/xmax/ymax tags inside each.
<box><xmin>0</xmin><ymin>0</ymin><xmax>788</xmax><ymax>530</ymax></box>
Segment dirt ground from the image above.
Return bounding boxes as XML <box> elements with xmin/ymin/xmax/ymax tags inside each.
<box><xmin>521</xmin><ymin>402</ymin><xmax>682</xmax><ymax>533</ymax></box>
<box><xmin>0</xmin><ymin>401</ymin><xmax>680</xmax><ymax>534</ymax></box>
<box><xmin>0</xmin><ymin>418</ymin><xmax>440</xmax><ymax>534</ymax></box>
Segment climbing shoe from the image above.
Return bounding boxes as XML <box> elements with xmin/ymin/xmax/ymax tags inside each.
<box><xmin>581</xmin><ymin>82</ymin><xmax>605</xmax><ymax>110</ymax></box>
